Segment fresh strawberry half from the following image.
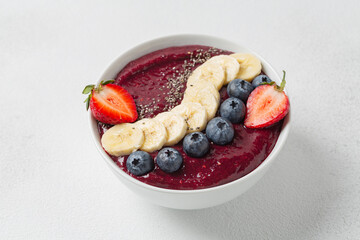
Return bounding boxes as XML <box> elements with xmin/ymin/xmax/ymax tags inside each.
<box><xmin>82</xmin><ymin>80</ymin><xmax>138</xmax><ymax>125</ymax></box>
<box><xmin>244</xmin><ymin>71</ymin><xmax>289</xmax><ymax>128</ymax></box>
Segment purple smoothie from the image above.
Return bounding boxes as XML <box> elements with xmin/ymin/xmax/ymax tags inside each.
<box><xmin>97</xmin><ymin>45</ymin><xmax>282</xmax><ymax>190</ymax></box>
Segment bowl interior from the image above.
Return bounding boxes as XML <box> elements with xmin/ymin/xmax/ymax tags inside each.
<box><xmin>89</xmin><ymin>34</ymin><xmax>291</xmax><ymax>193</ymax></box>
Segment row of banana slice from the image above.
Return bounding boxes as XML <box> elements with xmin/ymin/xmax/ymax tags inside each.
<box><xmin>101</xmin><ymin>53</ymin><xmax>262</xmax><ymax>156</ymax></box>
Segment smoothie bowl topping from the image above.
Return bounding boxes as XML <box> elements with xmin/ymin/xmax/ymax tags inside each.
<box><xmin>83</xmin><ymin>45</ymin><xmax>290</xmax><ymax>190</ymax></box>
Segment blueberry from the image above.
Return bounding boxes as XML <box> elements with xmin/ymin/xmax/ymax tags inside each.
<box><xmin>206</xmin><ymin>117</ymin><xmax>234</xmax><ymax>145</ymax></box>
<box><xmin>156</xmin><ymin>148</ymin><xmax>183</xmax><ymax>173</ymax></box>
<box><xmin>183</xmin><ymin>132</ymin><xmax>210</xmax><ymax>158</ymax></box>
<box><xmin>220</xmin><ymin>97</ymin><xmax>246</xmax><ymax>123</ymax></box>
<box><xmin>252</xmin><ymin>75</ymin><xmax>272</xmax><ymax>88</ymax></box>
<box><xmin>126</xmin><ymin>151</ymin><xmax>154</xmax><ymax>176</ymax></box>
<box><xmin>227</xmin><ymin>79</ymin><xmax>254</xmax><ymax>102</ymax></box>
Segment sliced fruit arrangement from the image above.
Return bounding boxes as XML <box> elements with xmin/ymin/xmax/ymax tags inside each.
<box><xmin>82</xmin><ymin>80</ymin><xmax>138</xmax><ymax>125</ymax></box>
<box><xmin>244</xmin><ymin>71</ymin><xmax>290</xmax><ymax>128</ymax></box>
<box><xmin>180</xmin><ymin>53</ymin><xmax>260</xmax><ymax>125</ymax></box>
<box><xmin>85</xmin><ymin>52</ymin><xmax>289</xmax><ymax>176</ymax></box>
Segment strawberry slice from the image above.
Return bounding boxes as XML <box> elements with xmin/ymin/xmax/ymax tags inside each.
<box><xmin>244</xmin><ymin>71</ymin><xmax>289</xmax><ymax>128</ymax></box>
<box><xmin>82</xmin><ymin>80</ymin><xmax>138</xmax><ymax>125</ymax></box>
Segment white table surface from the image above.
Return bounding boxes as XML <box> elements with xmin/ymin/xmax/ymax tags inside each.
<box><xmin>1</xmin><ymin>0</ymin><xmax>360</xmax><ymax>239</ymax></box>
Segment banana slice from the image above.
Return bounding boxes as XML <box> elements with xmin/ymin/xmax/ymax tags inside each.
<box><xmin>203</xmin><ymin>55</ymin><xmax>240</xmax><ymax>84</ymax></box>
<box><xmin>184</xmin><ymin>79</ymin><xmax>220</xmax><ymax>102</ymax></box>
<box><xmin>101</xmin><ymin>123</ymin><xmax>144</xmax><ymax>157</ymax></box>
<box><xmin>135</xmin><ymin>118</ymin><xmax>167</xmax><ymax>152</ymax></box>
<box><xmin>187</xmin><ymin>63</ymin><xmax>225</xmax><ymax>90</ymax></box>
<box><xmin>230</xmin><ymin>53</ymin><xmax>262</xmax><ymax>82</ymax></box>
<box><xmin>155</xmin><ymin>112</ymin><xmax>187</xmax><ymax>146</ymax></box>
<box><xmin>182</xmin><ymin>88</ymin><xmax>219</xmax><ymax>121</ymax></box>
<box><xmin>171</xmin><ymin>102</ymin><xmax>207</xmax><ymax>133</ymax></box>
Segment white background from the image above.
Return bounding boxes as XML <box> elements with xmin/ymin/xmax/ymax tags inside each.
<box><xmin>1</xmin><ymin>0</ymin><xmax>360</xmax><ymax>239</ymax></box>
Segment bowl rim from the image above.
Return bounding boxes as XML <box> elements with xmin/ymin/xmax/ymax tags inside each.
<box><xmin>88</xmin><ymin>33</ymin><xmax>291</xmax><ymax>194</ymax></box>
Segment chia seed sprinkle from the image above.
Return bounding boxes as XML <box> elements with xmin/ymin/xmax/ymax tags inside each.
<box><xmin>136</xmin><ymin>47</ymin><xmax>224</xmax><ymax>119</ymax></box>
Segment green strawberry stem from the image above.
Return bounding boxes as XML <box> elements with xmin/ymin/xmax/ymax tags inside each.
<box><xmin>275</xmin><ymin>70</ymin><xmax>286</xmax><ymax>92</ymax></box>
<box><xmin>260</xmin><ymin>70</ymin><xmax>286</xmax><ymax>92</ymax></box>
<box><xmin>82</xmin><ymin>79</ymin><xmax>115</xmax><ymax>110</ymax></box>
<box><xmin>82</xmin><ymin>84</ymin><xmax>95</xmax><ymax>94</ymax></box>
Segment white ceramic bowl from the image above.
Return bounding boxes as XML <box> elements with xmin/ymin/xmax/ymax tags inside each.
<box><xmin>89</xmin><ymin>34</ymin><xmax>291</xmax><ymax>210</ymax></box>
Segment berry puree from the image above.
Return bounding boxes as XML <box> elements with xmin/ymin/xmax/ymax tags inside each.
<box><xmin>97</xmin><ymin>45</ymin><xmax>282</xmax><ymax>190</ymax></box>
